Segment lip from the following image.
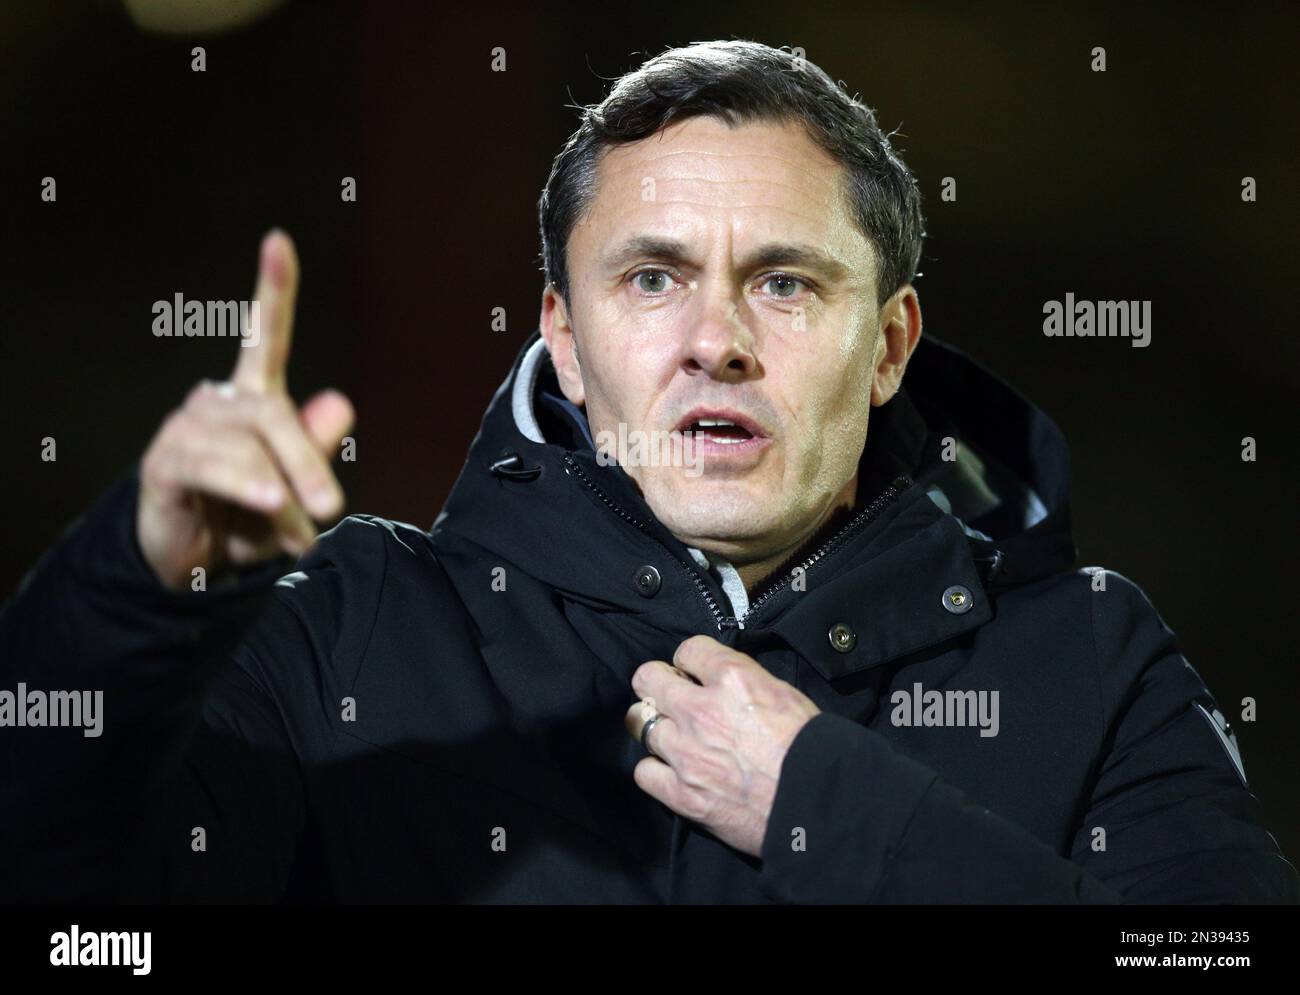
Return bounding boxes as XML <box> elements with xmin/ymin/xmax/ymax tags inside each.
<box><xmin>683</xmin><ymin>433</ymin><xmax>773</xmax><ymax>461</ymax></box>
<box><xmin>671</xmin><ymin>406</ymin><xmax>773</xmax><ymax>464</ymax></box>
<box><xmin>672</xmin><ymin>406</ymin><xmax>771</xmax><ymax>440</ymax></box>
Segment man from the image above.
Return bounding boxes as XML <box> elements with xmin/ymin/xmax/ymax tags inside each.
<box><xmin>1</xmin><ymin>40</ymin><xmax>1294</xmax><ymax>903</ymax></box>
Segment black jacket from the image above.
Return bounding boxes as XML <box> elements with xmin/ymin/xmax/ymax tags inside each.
<box><xmin>2</xmin><ymin>330</ymin><xmax>1295</xmax><ymax>903</ymax></box>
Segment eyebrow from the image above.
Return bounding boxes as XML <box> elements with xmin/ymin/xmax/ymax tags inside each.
<box><xmin>601</xmin><ymin>234</ymin><xmax>851</xmax><ymax>283</ymax></box>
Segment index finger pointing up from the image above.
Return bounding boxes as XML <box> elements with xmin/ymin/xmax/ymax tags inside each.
<box><xmin>232</xmin><ymin>228</ymin><xmax>300</xmax><ymax>394</ymax></box>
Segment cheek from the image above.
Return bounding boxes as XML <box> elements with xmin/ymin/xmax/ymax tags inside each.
<box><xmin>812</xmin><ymin>389</ymin><xmax>871</xmax><ymax>459</ymax></box>
<box><xmin>831</xmin><ymin>324</ymin><xmax>879</xmax><ymax>421</ymax></box>
<box><xmin>579</xmin><ymin>329</ymin><xmax>674</xmax><ymax>427</ymax></box>
<box><xmin>811</xmin><ymin>323</ymin><xmax>874</xmax><ymax>412</ymax></box>
<box><xmin>787</xmin><ymin>335</ymin><xmax>875</xmax><ymax>472</ymax></box>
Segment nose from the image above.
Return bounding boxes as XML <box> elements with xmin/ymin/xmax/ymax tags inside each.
<box><xmin>682</xmin><ymin>294</ymin><xmax>757</xmax><ymax>381</ymax></box>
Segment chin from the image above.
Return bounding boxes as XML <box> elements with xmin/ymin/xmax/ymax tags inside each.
<box><xmin>648</xmin><ymin>486</ymin><xmax>775</xmax><ymax>546</ymax></box>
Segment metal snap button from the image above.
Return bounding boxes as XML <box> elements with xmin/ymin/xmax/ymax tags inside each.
<box><xmin>633</xmin><ymin>565</ymin><xmax>662</xmax><ymax>598</ymax></box>
<box><xmin>942</xmin><ymin>585</ymin><xmax>973</xmax><ymax>614</ymax></box>
<box><xmin>828</xmin><ymin>622</ymin><xmax>857</xmax><ymax>653</ymax></box>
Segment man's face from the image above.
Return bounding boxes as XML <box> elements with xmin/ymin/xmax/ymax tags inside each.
<box><xmin>545</xmin><ymin>116</ymin><xmax>891</xmax><ymax>566</ymax></box>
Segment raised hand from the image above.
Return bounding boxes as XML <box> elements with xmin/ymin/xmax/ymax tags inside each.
<box><xmin>136</xmin><ymin>230</ymin><xmax>355</xmax><ymax>590</ymax></box>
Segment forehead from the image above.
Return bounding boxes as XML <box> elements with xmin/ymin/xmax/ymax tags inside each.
<box><xmin>574</xmin><ymin>116</ymin><xmax>869</xmax><ymax>263</ymax></box>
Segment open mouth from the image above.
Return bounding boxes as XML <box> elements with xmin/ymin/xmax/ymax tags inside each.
<box><xmin>673</xmin><ymin>408</ymin><xmax>771</xmax><ymax>453</ymax></box>
<box><xmin>685</xmin><ymin>417</ymin><xmax>755</xmax><ymax>445</ymax></box>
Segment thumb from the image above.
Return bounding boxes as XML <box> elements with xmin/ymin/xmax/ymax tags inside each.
<box><xmin>300</xmin><ymin>388</ymin><xmax>355</xmax><ymax>456</ymax></box>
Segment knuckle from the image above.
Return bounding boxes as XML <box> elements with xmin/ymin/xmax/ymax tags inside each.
<box><xmin>185</xmin><ymin>379</ymin><xmax>213</xmax><ymax>406</ymax></box>
<box><xmin>144</xmin><ymin>420</ymin><xmax>174</xmax><ymax>462</ymax></box>
<box><xmin>681</xmin><ymin>790</ymin><xmax>712</xmax><ymax>822</ymax></box>
<box><xmin>186</xmin><ymin>449</ymin><xmax>222</xmax><ymax>483</ymax></box>
<box><xmin>185</xmin><ymin>379</ymin><xmax>231</xmax><ymax>412</ymax></box>
<box><xmin>718</xmin><ymin>663</ymin><xmax>747</xmax><ymax>692</ymax></box>
<box><xmin>140</xmin><ymin>447</ymin><xmax>171</xmax><ymax>489</ymax></box>
<box><xmin>254</xmin><ymin>390</ymin><xmax>293</xmax><ymax>423</ymax></box>
<box><xmin>681</xmin><ymin>634</ymin><xmax>712</xmax><ymax>654</ymax></box>
<box><xmin>156</xmin><ymin>410</ymin><xmax>198</xmax><ymax>455</ymax></box>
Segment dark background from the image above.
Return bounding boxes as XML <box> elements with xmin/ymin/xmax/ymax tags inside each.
<box><xmin>3</xmin><ymin>2</ymin><xmax>1296</xmax><ymax>862</ymax></box>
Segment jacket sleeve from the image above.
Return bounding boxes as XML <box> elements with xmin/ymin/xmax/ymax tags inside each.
<box><xmin>0</xmin><ymin>465</ymin><xmax>318</xmax><ymax>902</ymax></box>
<box><xmin>757</xmin><ymin>569</ymin><xmax>1300</xmax><ymax>904</ymax></box>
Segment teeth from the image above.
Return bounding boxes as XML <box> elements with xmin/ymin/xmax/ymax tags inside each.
<box><xmin>696</xmin><ymin>418</ymin><xmax>735</xmax><ymax>427</ymax></box>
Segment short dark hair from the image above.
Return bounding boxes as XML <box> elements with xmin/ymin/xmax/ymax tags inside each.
<box><xmin>537</xmin><ymin>40</ymin><xmax>925</xmax><ymax>310</ymax></box>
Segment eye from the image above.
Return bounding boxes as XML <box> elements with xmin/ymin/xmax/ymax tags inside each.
<box><xmin>630</xmin><ymin>268</ymin><xmax>678</xmax><ymax>295</ymax></box>
<box><xmin>759</xmin><ymin>273</ymin><xmax>811</xmax><ymax>300</ymax></box>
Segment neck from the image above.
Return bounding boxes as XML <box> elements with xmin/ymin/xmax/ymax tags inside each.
<box><xmin>733</xmin><ymin>470</ymin><xmax>860</xmax><ymax>594</ymax></box>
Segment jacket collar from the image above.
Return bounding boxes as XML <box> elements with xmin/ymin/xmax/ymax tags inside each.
<box><xmin>517</xmin><ymin>337</ymin><xmax>762</xmax><ymax>620</ymax></box>
<box><xmin>432</xmin><ymin>328</ymin><xmax>1075</xmax><ymax>669</ymax></box>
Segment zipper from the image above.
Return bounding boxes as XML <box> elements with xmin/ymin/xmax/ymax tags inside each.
<box><xmin>739</xmin><ymin>474</ymin><xmax>911</xmax><ymax>626</ymax></box>
<box><xmin>562</xmin><ymin>452</ymin><xmax>735</xmax><ymax>631</ymax></box>
<box><xmin>562</xmin><ymin>451</ymin><xmax>911</xmax><ymax>632</ymax></box>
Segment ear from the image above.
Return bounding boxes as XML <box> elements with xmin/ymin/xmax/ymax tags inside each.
<box><xmin>870</xmin><ymin>284</ymin><xmax>922</xmax><ymax>406</ymax></box>
<box><xmin>540</xmin><ymin>284</ymin><xmax>586</xmax><ymax>406</ymax></box>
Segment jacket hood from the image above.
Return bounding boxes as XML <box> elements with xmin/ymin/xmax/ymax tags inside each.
<box><xmin>432</xmin><ymin>329</ymin><xmax>1076</xmax><ymax>641</ymax></box>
